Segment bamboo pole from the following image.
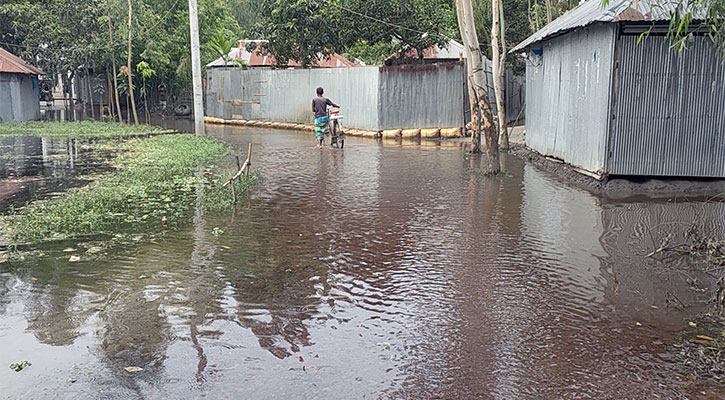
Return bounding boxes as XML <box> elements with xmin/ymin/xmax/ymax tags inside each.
<box><xmin>228</xmin><ymin>170</ymin><xmax>237</xmax><ymax>204</ymax></box>
<box><xmin>222</xmin><ymin>143</ymin><xmax>253</xmax><ymax>187</ymax></box>
<box><xmin>222</xmin><ymin>159</ymin><xmax>249</xmax><ymax>187</ymax></box>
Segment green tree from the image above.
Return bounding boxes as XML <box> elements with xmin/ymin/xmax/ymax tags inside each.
<box><xmin>254</xmin><ymin>0</ymin><xmax>458</xmax><ymax>66</ymax></box>
<box><xmin>255</xmin><ymin>0</ymin><xmax>344</xmax><ymax>67</ymax></box>
<box><xmin>341</xmin><ymin>0</ymin><xmax>457</xmax><ymax>64</ymax></box>
<box><xmin>136</xmin><ymin>61</ymin><xmax>157</xmax><ymax>123</ymax></box>
<box><xmin>0</xmin><ymin>0</ymin><xmax>240</xmax><ymax>118</ymax></box>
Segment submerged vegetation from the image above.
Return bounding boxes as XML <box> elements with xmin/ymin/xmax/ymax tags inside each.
<box><xmin>0</xmin><ymin>121</ymin><xmax>170</xmax><ymax>138</ymax></box>
<box><xmin>649</xmin><ymin>223</ymin><xmax>725</xmax><ymax>382</ymax></box>
<box><xmin>1</xmin><ymin>132</ymin><xmax>258</xmax><ymax>246</ymax></box>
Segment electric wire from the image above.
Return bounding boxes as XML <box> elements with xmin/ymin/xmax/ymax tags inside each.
<box><xmin>320</xmin><ymin>0</ymin><xmax>454</xmax><ymax>42</ymax></box>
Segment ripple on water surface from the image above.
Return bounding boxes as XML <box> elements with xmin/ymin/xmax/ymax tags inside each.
<box><xmin>1</xmin><ymin>127</ymin><xmax>724</xmax><ymax>399</ymax></box>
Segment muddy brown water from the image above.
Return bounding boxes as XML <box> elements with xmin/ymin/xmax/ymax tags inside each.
<box><xmin>1</xmin><ymin>126</ymin><xmax>724</xmax><ymax>399</ymax></box>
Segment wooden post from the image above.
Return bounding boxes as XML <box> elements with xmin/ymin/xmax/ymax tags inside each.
<box><xmin>245</xmin><ymin>143</ymin><xmax>252</xmax><ymax>177</ymax></box>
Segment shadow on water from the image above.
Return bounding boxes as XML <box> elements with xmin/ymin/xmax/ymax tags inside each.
<box><xmin>1</xmin><ymin>125</ymin><xmax>724</xmax><ymax>398</ymax></box>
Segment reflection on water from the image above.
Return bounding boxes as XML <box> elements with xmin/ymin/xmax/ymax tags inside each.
<box><xmin>0</xmin><ymin>135</ymin><xmax>112</xmax><ymax>210</ymax></box>
<box><xmin>1</xmin><ymin>127</ymin><xmax>724</xmax><ymax>398</ymax></box>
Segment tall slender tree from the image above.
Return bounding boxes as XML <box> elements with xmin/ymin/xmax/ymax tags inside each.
<box><xmin>455</xmin><ymin>0</ymin><xmax>500</xmax><ymax>173</ymax></box>
<box><xmin>127</xmin><ymin>0</ymin><xmax>139</xmax><ymax>126</ymax></box>
<box><xmin>491</xmin><ymin>0</ymin><xmax>508</xmax><ymax>150</ymax></box>
<box><xmin>107</xmin><ymin>0</ymin><xmax>123</xmax><ymax>123</ymax></box>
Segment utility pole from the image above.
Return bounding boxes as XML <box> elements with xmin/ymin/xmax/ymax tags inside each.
<box><xmin>188</xmin><ymin>0</ymin><xmax>205</xmax><ymax>135</ymax></box>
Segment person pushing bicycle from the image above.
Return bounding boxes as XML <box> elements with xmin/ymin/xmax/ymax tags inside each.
<box><xmin>312</xmin><ymin>87</ymin><xmax>339</xmax><ymax>149</ymax></box>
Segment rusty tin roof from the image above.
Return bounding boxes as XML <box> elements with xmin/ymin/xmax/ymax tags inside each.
<box><xmin>0</xmin><ymin>47</ymin><xmax>45</xmax><ymax>75</ymax></box>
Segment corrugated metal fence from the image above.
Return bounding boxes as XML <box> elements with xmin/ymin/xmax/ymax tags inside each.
<box><xmin>206</xmin><ymin>63</ymin><xmax>465</xmax><ymax>131</ymax></box>
<box><xmin>481</xmin><ymin>57</ymin><xmax>526</xmax><ymax>123</ymax></box>
<box><xmin>609</xmin><ymin>34</ymin><xmax>725</xmax><ymax>177</ymax></box>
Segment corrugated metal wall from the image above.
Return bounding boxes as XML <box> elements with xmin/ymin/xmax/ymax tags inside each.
<box><xmin>206</xmin><ymin>63</ymin><xmax>465</xmax><ymax>131</ymax></box>
<box><xmin>207</xmin><ymin>67</ymin><xmax>380</xmax><ymax>130</ymax></box>
<box><xmin>609</xmin><ymin>34</ymin><xmax>725</xmax><ymax>177</ymax></box>
<box><xmin>0</xmin><ymin>73</ymin><xmax>40</xmax><ymax>122</ymax></box>
<box><xmin>75</xmin><ymin>74</ymin><xmax>108</xmax><ymax>105</ymax></box>
<box><xmin>480</xmin><ymin>57</ymin><xmax>526</xmax><ymax>123</ymax></box>
<box><xmin>525</xmin><ymin>24</ymin><xmax>616</xmax><ymax>173</ymax></box>
<box><xmin>378</xmin><ymin>63</ymin><xmax>464</xmax><ymax>130</ymax></box>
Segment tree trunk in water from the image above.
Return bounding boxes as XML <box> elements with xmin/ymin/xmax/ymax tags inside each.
<box><xmin>107</xmin><ymin>0</ymin><xmax>123</xmax><ymax>123</ymax></box>
<box><xmin>127</xmin><ymin>0</ymin><xmax>139</xmax><ymax>126</ymax></box>
<box><xmin>456</xmin><ymin>2</ymin><xmax>477</xmax><ymax>144</ymax></box>
<box><xmin>455</xmin><ymin>0</ymin><xmax>500</xmax><ymax>173</ymax></box>
<box><xmin>492</xmin><ymin>0</ymin><xmax>508</xmax><ymax>150</ymax></box>
<box><xmin>544</xmin><ymin>0</ymin><xmax>552</xmax><ymax>23</ymax></box>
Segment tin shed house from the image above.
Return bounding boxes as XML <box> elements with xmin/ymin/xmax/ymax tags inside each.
<box><xmin>0</xmin><ymin>47</ymin><xmax>44</xmax><ymax>123</ymax></box>
<box><xmin>512</xmin><ymin>0</ymin><xmax>725</xmax><ymax>178</ymax></box>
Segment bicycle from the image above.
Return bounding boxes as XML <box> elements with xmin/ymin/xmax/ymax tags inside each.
<box><xmin>327</xmin><ymin>107</ymin><xmax>345</xmax><ymax>149</ymax></box>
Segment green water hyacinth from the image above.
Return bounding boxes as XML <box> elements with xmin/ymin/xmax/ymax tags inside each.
<box><xmin>2</xmin><ymin>134</ymin><xmax>257</xmax><ymax>245</ymax></box>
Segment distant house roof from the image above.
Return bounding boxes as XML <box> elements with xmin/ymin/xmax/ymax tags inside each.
<box><xmin>207</xmin><ymin>40</ymin><xmax>363</xmax><ymax>68</ymax></box>
<box><xmin>511</xmin><ymin>0</ymin><xmax>695</xmax><ymax>52</ymax></box>
<box><xmin>385</xmin><ymin>39</ymin><xmax>466</xmax><ymax>64</ymax></box>
<box><xmin>0</xmin><ymin>47</ymin><xmax>45</xmax><ymax>75</ymax></box>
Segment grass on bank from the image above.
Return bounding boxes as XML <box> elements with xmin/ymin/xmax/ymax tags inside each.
<box><xmin>0</xmin><ymin>121</ymin><xmax>171</xmax><ymax>138</ymax></box>
<box><xmin>2</xmin><ymin>134</ymin><xmax>258</xmax><ymax>245</ymax></box>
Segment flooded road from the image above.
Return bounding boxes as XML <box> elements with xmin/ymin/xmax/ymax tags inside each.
<box><xmin>2</xmin><ymin>126</ymin><xmax>724</xmax><ymax>398</ymax></box>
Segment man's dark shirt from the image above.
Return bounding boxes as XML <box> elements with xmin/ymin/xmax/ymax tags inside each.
<box><xmin>312</xmin><ymin>96</ymin><xmax>336</xmax><ymax>118</ymax></box>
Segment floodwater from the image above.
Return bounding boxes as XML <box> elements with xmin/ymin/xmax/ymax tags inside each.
<box><xmin>1</xmin><ymin>126</ymin><xmax>724</xmax><ymax>399</ymax></box>
<box><xmin>0</xmin><ymin>135</ymin><xmax>112</xmax><ymax>210</ymax></box>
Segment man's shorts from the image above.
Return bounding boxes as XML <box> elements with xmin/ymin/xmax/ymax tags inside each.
<box><xmin>315</xmin><ymin>116</ymin><xmax>328</xmax><ymax>139</ymax></box>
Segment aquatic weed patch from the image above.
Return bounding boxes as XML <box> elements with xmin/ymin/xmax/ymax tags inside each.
<box><xmin>1</xmin><ymin>134</ymin><xmax>258</xmax><ymax>245</ymax></box>
<box><xmin>0</xmin><ymin>121</ymin><xmax>171</xmax><ymax>138</ymax></box>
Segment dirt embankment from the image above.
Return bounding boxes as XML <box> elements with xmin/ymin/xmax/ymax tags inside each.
<box><xmin>506</xmin><ymin>127</ymin><xmax>725</xmax><ymax>201</ymax></box>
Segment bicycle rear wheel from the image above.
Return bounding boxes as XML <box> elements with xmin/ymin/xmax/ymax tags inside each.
<box><xmin>330</xmin><ymin>121</ymin><xmax>340</xmax><ymax>148</ymax></box>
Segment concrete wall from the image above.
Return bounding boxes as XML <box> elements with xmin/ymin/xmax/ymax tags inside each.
<box><xmin>0</xmin><ymin>73</ymin><xmax>41</xmax><ymax>122</ymax></box>
<box><xmin>525</xmin><ymin>24</ymin><xmax>616</xmax><ymax>174</ymax></box>
<box><xmin>206</xmin><ymin>63</ymin><xmax>465</xmax><ymax>131</ymax></box>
